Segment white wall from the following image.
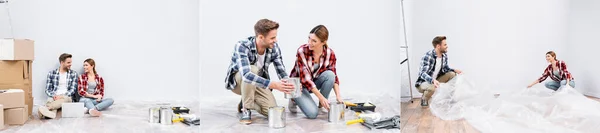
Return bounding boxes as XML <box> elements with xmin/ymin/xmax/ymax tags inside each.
<box><xmin>3</xmin><ymin>0</ymin><xmax>199</xmax><ymax>102</ymax></box>
<box><xmin>200</xmin><ymin>0</ymin><xmax>402</xmax><ymax>101</ymax></box>
<box><xmin>567</xmin><ymin>0</ymin><xmax>600</xmax><ymax>98</ymax></box>
<box><xmin>404</xmin><ymin>0</ymin><xmax>570</xmax><ymax>98</ymax></box>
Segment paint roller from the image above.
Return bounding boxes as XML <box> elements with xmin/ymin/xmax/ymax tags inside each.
<box><xmin>346</xmin><ymin>111</ymin><xmax>381</xmax><ymax>125</ymax></box>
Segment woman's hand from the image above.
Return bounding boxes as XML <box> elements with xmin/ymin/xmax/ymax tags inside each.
<box><xmin>319</xmin><ymin>97</ymin><xmax>330</xmax><ymax>110</ymax></box>
<box><xmin>96</xmin><ymin>95</ymin><xmax>103</xmax><ymax>102</ymax></box>
<box><xmin>336</xmin><ymin>95</ymin><xmax>343</xmax><ymax>103</ymax></box>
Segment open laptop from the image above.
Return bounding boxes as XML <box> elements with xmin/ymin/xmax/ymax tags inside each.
<box><xmin>61</xmin><ymin>103</ymin><xmax>85</xmax><ymax>118</ymax></box>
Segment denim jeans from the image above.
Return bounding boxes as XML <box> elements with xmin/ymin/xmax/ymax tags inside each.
<box><xmin>545</xmin><ymin>80</ymin><xmax>575</xmax><ymax>91</ymax></box>
<box><xmin>292</xmin><ymin>70</ymin><xmax>335</xmax><ymax>119</ymax></box>
<box><xmin>80</xmin><ymin>97</ymin><xmax>114</xmax><ymax>111</ymax></box>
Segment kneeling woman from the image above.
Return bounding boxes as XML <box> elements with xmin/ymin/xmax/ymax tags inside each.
<box><xmin>78</xmin><ymin>58</ymin><xmax>114</xmax><ymax>116</ymax></box>
<box><xmin>527</xmin><ymin>51</ymin><xmax>575</xmax><ymax>90</ymax></box>
<box><xmin>289</xmin><ymin>25</ymin><xmax>343</xmax><ymax>119</ymax></box>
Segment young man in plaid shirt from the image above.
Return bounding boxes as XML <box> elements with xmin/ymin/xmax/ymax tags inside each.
<box><xmin>224</xmin><ymin>19</ymin><xmax>295</xmax><ymax>124</ymax></box>
<box><xmin>415</xmin><ymin>36</ymin><xmax>463</xmax><ymax>107</ymax></box>
<box><xmin>38</xmin><ymin>53</ymin><xmax>79</xmax><ymax>119</ymax></box>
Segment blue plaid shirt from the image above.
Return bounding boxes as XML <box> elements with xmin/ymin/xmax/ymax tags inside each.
<box><xmin>45</xmin><ymin>68</ymin><xmax>78</xmax><ymax>97</ymax></box>
<box><xmin>225</xmin><ymin>36</ymin><xmax>289</xmax><ymax>90</ymax></box>
<box><xmin>415</xmin><ymin>49</ymin><xmax>454</xmax><ymax>87</ymax></box>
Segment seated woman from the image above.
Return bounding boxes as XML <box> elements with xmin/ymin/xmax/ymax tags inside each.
<box><xmin>527</xmin><ymin>51</ymin><xmax>575</xmax><ymax>91</ymax></box>
<box><xmin>288</xmin><ymin>25</ymin><xmax>343</xmax><ymax>119</ymax></box>
<box><xmin>77</xmin><ymin>58</ymin><xmax>114</xmax><ymax>116</ymax></box>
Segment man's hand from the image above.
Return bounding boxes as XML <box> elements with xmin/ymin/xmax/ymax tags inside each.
<box><xmin>454</xmin><ymin>69</ymin><xmax>463</xmax><ymax>74</ymax></box>
<box><xmin>433</xmin><ymin>80</ymin><xmax>440</xmax><ymax>88</ymax></box>
<box><xmin>268</xmin><ymin>81</ymin><xmax>295</xmax><ymax>94</ymax></box>
<box><xmin>53</xmin><ymin>95</ymin><xmax>63</xmax><ymax>101</ymax></box>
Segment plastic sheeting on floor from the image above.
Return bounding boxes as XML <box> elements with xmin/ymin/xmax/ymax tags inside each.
<box><xmin>430</xmin><ymin>75</ymin><xmax>600</xmax><ymax>133</ymax></box>
<box><xmin>1</xmin><ymin>101</ymin><xmax>200</xmax><ymax>133</ymax></box>
<box><xmin>200</xmin><ymin>94</ymin><xmax>400</xmax><ymax>133</ymax></box>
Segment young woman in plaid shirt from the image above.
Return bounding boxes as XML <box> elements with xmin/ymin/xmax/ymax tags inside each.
<box><xmin>288</xmin><ymin>25</ymin><xmax>343</xmax><ymax>119</ymax></box>
<box><xmin>78</xmin><ymin>58</ymin><xmax>114</xmax><ymax>117</ymax></box>
<box><xmin>527</xmin><ymin>51</ymin><xmax>575</xmax><ymax>91</ymax></box>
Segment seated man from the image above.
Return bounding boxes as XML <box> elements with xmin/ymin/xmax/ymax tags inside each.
<box><xmin>38</xmin><ymin>53</ymin><xmax>79</xmax><ymax>119</ymax></box>
<box><xmin>415</xmin><ymin>36</ymin><xmax>462</xmax><ymax>106</ymax></box>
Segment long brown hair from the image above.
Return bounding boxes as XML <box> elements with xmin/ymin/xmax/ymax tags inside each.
<box><xmin>309</xmin><ymin>25</ymin><xmax>329</xmax><ymax>47</ymax></box>
<box><xmin>546</xmin><ymin>51</ymin><xmax>557</xmax><ymax>60</ymax></box>
<box><xmin>84</xmin><ymin>58</ymin><xmax>97</xmax><ymax>75</ymax></box>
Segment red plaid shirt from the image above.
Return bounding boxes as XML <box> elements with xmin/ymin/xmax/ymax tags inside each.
<box><xmin>538</xmin><ymin>60</ymin><xmax>574</xmax><ymax>83</ymax></box>
<box><xmin>78</xmin><ymin>73</ymin><xmax>105</xmax><ymax>97</ymax></box>
<box><xmin>290</xmin><ymin>44</ymin><xmax>339</xmax><ymax>91</ymax></box>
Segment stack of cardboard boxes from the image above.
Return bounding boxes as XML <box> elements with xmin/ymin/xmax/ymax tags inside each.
<box><xmin>0</xmin><ymin>39</ymin><xmax>34</xmax><ymax>128</ymax></box>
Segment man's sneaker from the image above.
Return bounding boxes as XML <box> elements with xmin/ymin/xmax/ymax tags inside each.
<box><xmin>421</xmin><ymin>98</ymin><xmax>429</xmax><ymax>107</ymax></box>
<box><xmin>38</xmin><ymin>106</ymin><xmax>56</xmax><ymax>119</ymax></box>
<box><xmin>288</xmin><ymin>99</ymin><xmax>297</xmax><ymax>113</ymax></box>
<box><xmin>239</xmin><ymin>109</ymin><xmax>252</xmax><ymax>124</ymax></box>
<box><xmin>237</xmin><ymin>100</ymin><xmax>243</xmax><ymax>113</ymax></box>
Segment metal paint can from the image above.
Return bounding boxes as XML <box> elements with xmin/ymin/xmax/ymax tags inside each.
<box><xmin>159</xmin><ymin>107</ymin><xmax>173</xmax><ymax>125</ymax></box>
<box><xmin>268</xmin><ymin>106</ymin><xmax>286</xmax><ymax>128</ymax></box>
<box><xmin>149</xmin><ymin>107</ymin><xmax>161</xmax><ymax>123</ymax></box>
<box><xmin>284</xmin><ymin>78</ymin><xmax>302</xmax><ymax>99</ymax></box>
<box><xmin>328</xmin><ymin>102</ymin><xmax>345</xmax><ymax>123</ymax></box>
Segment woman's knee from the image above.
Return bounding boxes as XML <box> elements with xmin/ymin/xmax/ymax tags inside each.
<box><xmin>305</xmin><ymin>110</ymin><xmax>318</xmax><ymax>119</ymax></box>
<box><xmin>104</xmin><ymin>98</ymin><xmax>114</xmax><ymax>104</ymax></box>
<box><xmin>322</xmin><ymin>71</ymin><xmax>335</xmax><ymax>79</ymax></box>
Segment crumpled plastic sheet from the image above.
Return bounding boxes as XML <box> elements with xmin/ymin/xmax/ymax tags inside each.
<box><xmin>200</xmin><ymin>93</ymin><xmax>400</xmax><ymax>133</ymax></box>
<box><xmin>430</xmin><ymin>75</ymin><xmax>600</xmax><ymax>133</ymax></box>
<box><xmin>1</xmin><ymin>101</ymin><xmax>200</xmax><ymax>133</ymax></box>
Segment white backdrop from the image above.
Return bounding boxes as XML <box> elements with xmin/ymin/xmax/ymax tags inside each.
<box><xmin>402</xmin><ymin>0</ymin><xmax>570</xmax><ymax>99</ymax></box>
<box><xmin>567</xmin><ymin>0</ymin><xmax>600</xmax><ymax>98</ymax></box>
<box><xmin>199</xmin><ymin>0</ymin><xmax>402</xmax><ymax>102</ymax></box>
<box><xmin>1</xmin><ymin>0</ymin><xmax>200</xmax><ymax>103</ymax></box>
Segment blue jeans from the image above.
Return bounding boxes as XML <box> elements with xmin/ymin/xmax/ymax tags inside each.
<box><xmin>293</xmin><ymin>70</ymin><xmax>335</xmax><ymax>119</ymax></box>
<box><xmin>80</xmin><ymin>97</ymin><xmax>114</xmax><ymax>111</ymax></box>
<box><xmin>545</xmin><ymin>80</ymin><xmax>575</xmax><ymax>91</ymax></box>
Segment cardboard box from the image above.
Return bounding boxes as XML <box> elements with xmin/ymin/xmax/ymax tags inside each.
<box><xmin>0</xmin><ymin>39</ymin><xmax>34</xmax><ymax>60</ymax></box>
<box><xmin>4</xmin><ymin>106</ymin><xmax>27</xmax><ymax>125</ymax></box>
<box><xmin>0</xmin><ymin>89</ymin><xmax>25</xmax><ymax>109</ymax></box>
<box><xmin>0</xmin><ymin>60</ymin><xmax>32</xmax><ymax>85</ymax></box>
<box><xmin>0</xmin><ymin>104</ymin><xmax>4</xmax><ymax>129</ymax></box>
<box><xmin>0</xmin><ymin>83</ymin><xmax>34</xmax><ymax>117</ymax></box>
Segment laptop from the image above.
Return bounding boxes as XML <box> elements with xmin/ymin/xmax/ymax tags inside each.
<box><xmin>61</xmin><ymin>103</ymin><xmax>85</xmax><ymax>118</ymax></box>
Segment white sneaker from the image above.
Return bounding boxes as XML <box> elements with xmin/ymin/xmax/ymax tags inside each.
<box><xmin>38</xmin><ymin>106</ymin><xmax>56</xmax><ymax>119</ymax></box>
<box><xmin>319</xmin><ymin>107</ymin><xmax>328</xmax><ymax>114</ymax></box>
<box><xmin>288</xmin><ymin>99</ymin><xmax>297</xmax><ymax>113</ymax></box>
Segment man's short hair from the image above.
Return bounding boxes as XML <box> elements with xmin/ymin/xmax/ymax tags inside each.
<box><xmin>432</xmin><ymin>36</ymin><xmax>447</xmax><ymax>48</ymax></box>
<box><xmin>254</xmin><ymin>19</ymin><xmax>279</xmax><ymax>36</ymax></box>
<box><xmin>59</xmin><ymin>53</ymin><xmax>72</xmax><ymax>62</ymax></box>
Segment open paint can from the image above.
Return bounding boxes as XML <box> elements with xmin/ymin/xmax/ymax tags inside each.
<box><xmin>328</xmin><ymin>102</ymin><xmax>345</xmax><ymax>123</ymax></box>
<box><xmin>148</xmin><ymin>107</ymin><xmax>161</xmax><ymax>123</ymax></box>
<box><xmin>159</xmin><ymin>107</ymin><xmax>173</xmax><ymax>125</ymax></box>
<box><xmin>268</xmin><ymin>106</ymin><xmax>286</xmax><ymax>128</ymax></box>
<box><xmin>284</xmin><ymin>78</ymin><xmax>302</xmax><ymax>99</ymax></box>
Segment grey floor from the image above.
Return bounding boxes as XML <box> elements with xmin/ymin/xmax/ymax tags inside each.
<box><xmin>200</xmin><ymin>93</ymin><xmax>400</xmax><ymax>133</ymax></box>
<box><xmin>0</xmin><ymin>101</ymin><xmax>200</xmax><ymax>133</ymax></box>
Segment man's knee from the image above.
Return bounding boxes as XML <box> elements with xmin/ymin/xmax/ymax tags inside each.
<box><xmin>447</xmin><ymin>71</ymin><xmax>457</xmax><ymax>78</ymax></box>
<box><xmin>250</xmin><ymin>65</ymin><xmax>259</xmax><ymax>74</ymax></box>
